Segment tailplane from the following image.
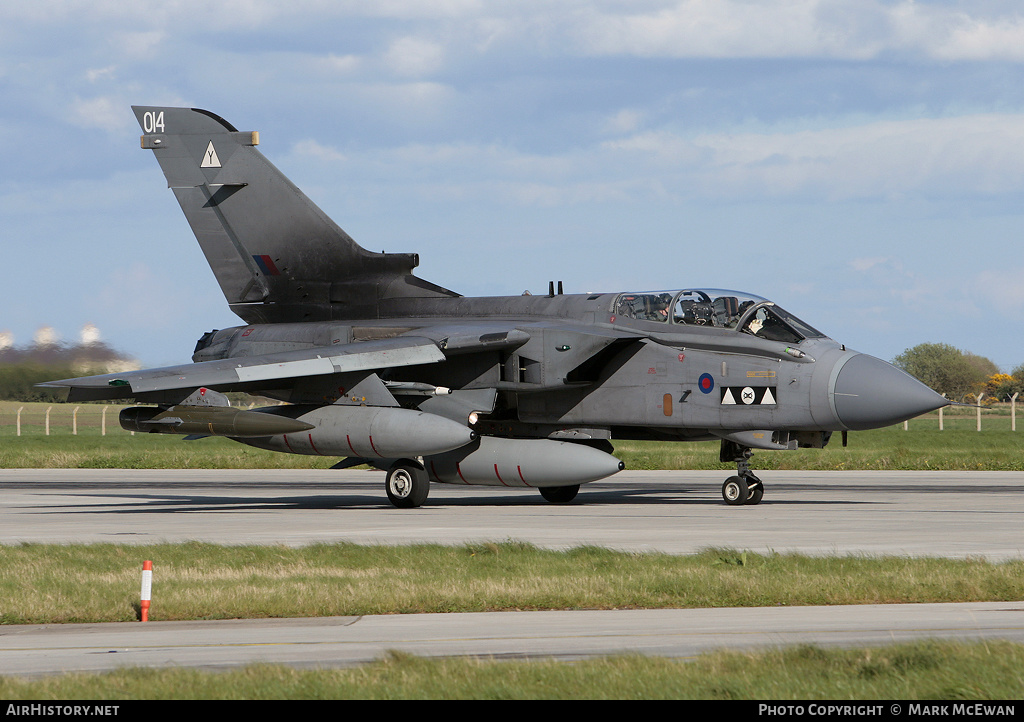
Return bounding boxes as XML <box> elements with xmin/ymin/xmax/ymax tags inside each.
<box><xmin>133</xmin><ymin>106</ymin><xmax>456</xmax><ymax>323</ymax></box>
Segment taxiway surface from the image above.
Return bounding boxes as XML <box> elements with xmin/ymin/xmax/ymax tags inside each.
<box><xmin>2</xmin><ymin>468</ymin><xmax>1022</xmax><ymax>676</ymax></box>
<box><xmin>4</xmin><ymin>603</ymin><xmax>1024</xmax><ymax>677</ymax></box>
<box><xmin>1</xmin><ymin>468</ymin><xmax>1022</xmax><ymax>558</ymax></box>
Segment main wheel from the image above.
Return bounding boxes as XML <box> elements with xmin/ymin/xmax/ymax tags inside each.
<box><xmin>747</xmin><ymin>485</ymin><xmax>763</xmax><ymax>505</ymax></box>
<box><xmin>386</xmin><ymin>462</ymin><xmax>430</xmax><ymax>509</ymax></box>
<box><xmin>539</xmin><ymin>484</ymin><xmax>580</xmax><ymax>503</ymax></box>
<box><xmin>722</xmin><ymin>476</ymin><xmax>749</xmax><ymax>506</ymax></box>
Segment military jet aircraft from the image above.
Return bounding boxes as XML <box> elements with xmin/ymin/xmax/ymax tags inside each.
<box><xmin>42</xmin><ymin>106</ymin><xmax>949</xmax><ymax>508</ymax></box>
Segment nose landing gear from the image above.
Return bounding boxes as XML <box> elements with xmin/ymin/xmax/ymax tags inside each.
<box><xmin>720</xmin><ymin>441</ymin><xmax>764</xmax><ymax>506</ymax></box>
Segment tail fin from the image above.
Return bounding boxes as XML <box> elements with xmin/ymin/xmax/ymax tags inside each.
<box><xmin>132</xmin><ymin>106</ymin><xmax>456</xmax><ymax>323</ymax></box>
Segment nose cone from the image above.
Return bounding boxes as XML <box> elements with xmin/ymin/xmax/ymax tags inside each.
<box><xmin>833</xmin><ymin>353</ymin><xmax>948</xmax><ymax>430</ymax></box>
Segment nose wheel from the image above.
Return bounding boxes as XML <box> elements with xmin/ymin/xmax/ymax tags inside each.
<box><xmin>722</xmin><ymin>474</ymin><xmax>763</xmax><ymax>505</ymax></box>
<box><xmin>720</xmin><ymin>442</ymin><xmax>764</xmax><ymax>506</ymax></box>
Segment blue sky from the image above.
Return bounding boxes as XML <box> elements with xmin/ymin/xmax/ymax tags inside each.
<box><xmin>1</xmin><ymin>1</ymin><xmax>1022</xmax><ymax>370</ymax></box>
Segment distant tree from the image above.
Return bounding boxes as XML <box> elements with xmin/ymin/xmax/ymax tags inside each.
<box><xmin>0</xmin><ymin>362</ymin><xmax>78</xmax><ymax>402</ymax></box>
<box><xmin>962</xmin><ymin>353</ymin><xmax>1002</xmax><ymax>401</ymax></box>
<box><xmin>0</xmin><ymin>341</ymin><xmax>137</xmax><ymax>401</ymax></box>
<box><xmin>987</xmin><ymin>373</ymin><xmax>1022</xmax><ymax>400</ymax></box>
<box><xmin>891</xmin><ymin>343</ymin><xmax>990</xmax><ymax>399</ymax></box>
<box><xmin>964</xmin><ymin>353</ymin><xmax>1000</xmax><ymax>380</ymax></box>
<box><xmin>991</xmin><ymin>363</ymin><xmax>1024</xmax><ymax>400</ymax></box>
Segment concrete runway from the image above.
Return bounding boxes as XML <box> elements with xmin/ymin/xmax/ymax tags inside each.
<box><xmin>1</xmin><ymin>468</ymin><xmax>1022</xmax><ymax>558</ymax></box>
<box><xmin>4</xmin><ymin>603</ymin><xmax>1024</xmax><ymax>678</ymax></box>
<box><xmin>2</xmin><ymin>468</ymin><xmax>1023</xmax><ymax>676</ymax></box>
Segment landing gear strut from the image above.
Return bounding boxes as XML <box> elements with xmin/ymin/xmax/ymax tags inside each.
<box><xmin>720</xmin><ymin>441</ymin><xmax>763</xmax><ymax>506</ymax></box>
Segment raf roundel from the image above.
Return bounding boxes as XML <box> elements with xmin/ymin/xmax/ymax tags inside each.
<box><xmin>698</xmin><ymin>373</ymin><xmax>715</xmax><ymax>394</ymax></box>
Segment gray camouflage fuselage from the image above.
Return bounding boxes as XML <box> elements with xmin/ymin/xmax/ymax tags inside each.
<box><xmin>191</xmin><ymin>291</ymin><xmax>935</xmax><ymax>442</ymax></box>
<box><xmin>41</xmin><ymin>106</ymin><xmax>948</xmax><ymax>506</ymax></box>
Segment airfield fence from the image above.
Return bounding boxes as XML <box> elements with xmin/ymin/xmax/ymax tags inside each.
<box><xmin>0</xmin><ymin>402</ymin><xmax>133</xmax><ymax>436</ymax></box>
<box><xmin>0</xmin><ymin>400</ymin><xmax>272</xmax><ymax>436</ymax></box>
<box><xmin>0</xmin><ymin>400</ymin><xmax>1019</xmax><ymax>436</ymax></box>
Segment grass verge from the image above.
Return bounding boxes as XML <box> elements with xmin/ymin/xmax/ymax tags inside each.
<box><xmin>2</xmin><ymin>642</ymin><xmax>1023</xmax><ymax>699</ymax></box>
<box><xmin>0</xmin><ymin>426</ymin><xmax>1022</xmax><ymax>471</ymax></box>
<box><xmin>1</xmin><ymin>401</ymin><xmax>1022</xmax><ymax>470</ymax></box>
<box><xmin>2</xmin><ymin>543</ymin><xmax>1022</xmax><ymax>625</ymax></box>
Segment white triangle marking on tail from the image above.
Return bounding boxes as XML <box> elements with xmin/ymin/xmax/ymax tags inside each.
<box><xmin>201</xmin><ymin>141</ymin><xmax>222</xmax><ymax>168</ymax></box>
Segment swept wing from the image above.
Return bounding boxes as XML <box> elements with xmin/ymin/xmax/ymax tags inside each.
<box><xmin>40</xmin><ymin>336</ymin><xmax>448</xmax><ymax>402</ymax></box>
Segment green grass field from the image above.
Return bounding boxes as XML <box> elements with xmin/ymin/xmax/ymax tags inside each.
<box><xmin>3</xmin><ymin>402</ymin><xmax>1022</xmax><ymax>699</ymax></box>
<box><xmin>3</xmin><ymin>642</ymin><xmax>1022</xmax><ymax>700</ymax></box>
<box><xmin>1</xmin><ymin>543</ymin><xmax>1022</xmax><ymax>699</ymax></box>
<box><xmin>3</xmin><ymin>543</ymin><xmax>1022</xmax><ymax>625</ymax></box>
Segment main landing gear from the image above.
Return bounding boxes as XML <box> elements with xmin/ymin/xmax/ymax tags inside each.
<box><xmin>539</xmin><ymin>484</ymin><xmax>580</xmax><ymax>503</ymax></box>
<box><xmin>720</xmin><ymin>441</ymin><xmax>763</xmax><ymax>506</ymax></box>
<box><xmin>386</xmin><ymin>460</ymin><xmax>430</xmax><ymax>509</ymax></box>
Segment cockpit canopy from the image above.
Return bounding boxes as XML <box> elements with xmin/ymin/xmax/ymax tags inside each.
<box><xmin>613</xmin><ymin>289</ymin><xmax>825</xmax><ymax>344</ymax></box>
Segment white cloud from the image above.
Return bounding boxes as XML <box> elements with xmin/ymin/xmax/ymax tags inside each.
<box><xmin>356</xmin><ymin>81</ymin><xmax>459</xmax><ymax>120</ymax></box>
<box><xmin>603</xmin><ymin>109</ymin><xmax>645</xmax><ymax>135</ymax></box>
<box><xmin>606</xmin><ymin>114</ymin><xmax>1024</xmax><ymax>200</ymax></box>
<box><xmin>570</xmin><ymin>1</ymin><xmax>1024</xmax><ymax>62</ymax></box>
<box><xmin>69</xmin><ymin>96</ymin><xmax>130</xmax><ymax>131</ymax></box>
<box><xmin>573</xmin><ymin>0</ymin><xmax>835</xmax><ymax>59</ymax></box>
<box><xmin>293</xmin><ymin>139</ymin><xmax>349</xmax><ymax>164</ymax></box>
<box><xmin>383</xmin><ymin>36</ymin><xmax>446</xmax><ymax>77</ymax></box>
<box><xmin>849</xmin><ymin>257</ymin><xmax>892</xmax><ymax>273</ymax></box>
<box><xmin>85</xmin><ymin>66</ymin><xmax>117</xmax><ymax>83</ymax></box>
<box><xmin>924</xmin><ymin>11</ymin><xmax>1024</xmax><ymax>61</ymax></box>
<box><xmin>973</xmin><ymin>267</ymin><xmax>1024</xmax><ymax>311</ymax></box>
<box><xmin>115</xmin><ymin>30</ymin><xmax>165</xmax><ymax>59</ymax></box>
<box><xmin>602</xmin><ymin>130</ymin><xmax>710</xmax><ymax>167</ymax></box>
<box><xmin>287</xmin><ymin>112</ymin><xmax>1024</xmax><ymax>207</ymax></box>
<box><xmin>318</xmin><ymin>53</ymin><xmax>362</xmax><ymax>75</ymax></box>
<box><xmin>8</xmin><ymin>1</ymin><xmax>1024</xmax><ymax>66</ymax></box>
